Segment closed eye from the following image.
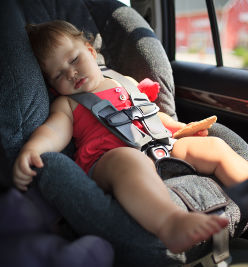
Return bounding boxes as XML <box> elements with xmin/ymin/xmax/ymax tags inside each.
<box><xmin>55</xmin><ymin>73</ymin><xmax>62</xmax><ymax>80</ymax></box>
<box><xmin>71</xmin><ymin>56</ymin><xmax>78</xmax><ymax>64</ymax></box>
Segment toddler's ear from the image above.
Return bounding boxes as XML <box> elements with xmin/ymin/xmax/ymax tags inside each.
<box><xmin>85</xmin><ymin>42</ymin><xmax>97</xmax><ymax>59</ymax></box>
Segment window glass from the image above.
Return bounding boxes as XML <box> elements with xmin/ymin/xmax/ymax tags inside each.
<box><xmin>175</xmin><ymin>0</ymin><xmax>216</xmax><ymax>64</ymax></box>
<box><xmin>118</xmin><ymin>0</ymin><xmax>130</xmax><ymax>6</ymax></box>
<box><xmin>214</xmin><ymin>0</ymin><xmax>248</xmax><ymax>69</ymax></box>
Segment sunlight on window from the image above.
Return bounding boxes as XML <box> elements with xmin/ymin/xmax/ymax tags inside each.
<box><xmin>175</xmin><ymin>0</ymin><xmax>248</xmax><ymax>69</ymax></box>
<box><xmin>175</xmin><ymin>0</ymin><xmax>216</xmax><ymax>65</ymax></box>
<box><xmin>118</xmin><ymin>0</ymin><xmax>130</xmax><ymax>6</ymax></box>
<box><xmin>214</xmin><ymin>0</ymin><xmax>248</xmax><ymax>69</ymax></box>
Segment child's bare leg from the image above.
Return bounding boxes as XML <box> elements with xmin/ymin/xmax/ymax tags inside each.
<box><xmin>171</xmin><ymin>136</ymin><xmax>248</xmax><ymax>186</ymax></box>
<box><xmin>92</xmin><ymin>147</ymin><xmax>228</xmax><ymax>253</ymax></box>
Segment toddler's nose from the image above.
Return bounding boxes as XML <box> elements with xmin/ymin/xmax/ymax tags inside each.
<box><xmin>67</xmin><ymin>69</ymin><xmax>78</xmax><ymax>80</ymax></box>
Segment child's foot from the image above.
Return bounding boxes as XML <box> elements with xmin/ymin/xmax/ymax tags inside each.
<box><xmin>158</xmin><ymin>210</ymin><xmax>229</xmax><ymax>254</ymax></box>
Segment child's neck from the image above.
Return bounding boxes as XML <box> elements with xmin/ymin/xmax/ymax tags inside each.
<box><xmin>93</xmin><ymin>77</ymin><xmax>121</xmax><ymax>93</ymax></box>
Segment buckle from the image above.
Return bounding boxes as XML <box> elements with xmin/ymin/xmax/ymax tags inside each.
<box><xmin>124</xmin><ymin>103</ymin><xmax>160</xmax><ymax>121</ymax></box>
<box><xmin>145</xmin><ymin>144</ymin><xmax>170</xmax><ymax>161</ymax></box>
<box><xmin>130</xmin><ymin>103</ymin><xmax>160</xmax><ymax>120</ymax></box>
<box><xmin>104</xmin><ymin>110</ymin><xmax>131</xmax><ymax>127</ymax></box>
<box><xmin>104</xmin><ymin>103</ymin><xmax>159</xmax><ymax>127</ymax></box>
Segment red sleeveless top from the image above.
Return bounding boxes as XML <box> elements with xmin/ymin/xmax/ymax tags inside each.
<box><xmin>72</xmin><ymin>79</ymin><xmax>164</xmax><ymax>174</ymax></box>
<box><xmin>73</xmin><ymin>86</ymin><xmax>143</xmax><ymax>173</ymax></box>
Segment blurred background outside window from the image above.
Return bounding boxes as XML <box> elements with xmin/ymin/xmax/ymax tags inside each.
<box><xmin>176</xmin><ymin>0</ymin><xmax>248</xmax><ymax>69</ymax></box>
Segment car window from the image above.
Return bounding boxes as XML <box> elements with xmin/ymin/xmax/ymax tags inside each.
<box><xmin>119</xmin><ymin>0</ymin><xmax>130</xmax><ymax>6</ymax></box>
<box><xmin>175</xmin><ymin>0</ymin><xmax>248</xmax><ymax>70</ymax></box>
<box><xmin>175</xmin><ymin>0</ymin><xmax>216</xmax><ymax>65</ymax></box>
<box><xmin>213</xmin><ymin>0</ymin><xmax>248</xmax><ymax>69</ymax></box>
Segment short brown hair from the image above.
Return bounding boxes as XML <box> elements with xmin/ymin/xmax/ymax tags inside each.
<box><xmin>26</xmin><ymin>20</ymin><xmax>90</xmax><ymax>69</ymax></box>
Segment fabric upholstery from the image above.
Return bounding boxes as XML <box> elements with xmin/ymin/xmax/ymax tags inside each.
<box><xmin>1</xmin><ymin>0</ymin><xmax>248</xmax><ymax>266</ymax></box>
<box><xmin>0</xmin><ymin>0</ymin><xmax>49</xmax><ymax>167</ymax></box>
<box><xmin>0</xmin><ymin>0</ymin><xmax>176</xmax><ymax>165</ymax></box>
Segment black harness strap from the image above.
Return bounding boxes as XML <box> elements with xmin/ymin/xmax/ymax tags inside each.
<box><xmin>70</xmin><ymin>66</ymin><xmax>172</xmax><ymax>151</ymax></box>
<box><xmin>99</xmin><ymin>66</ymin><xmax>172</xmax><ymax>144</ymax></box>
<box><xmin>69</xmin><ymin>92</ymin><xmax>152</xmax><ymax>149</ymax></box>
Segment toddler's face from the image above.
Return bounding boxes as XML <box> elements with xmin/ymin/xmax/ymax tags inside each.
<box><xmin>43</xmin><ymin>36</ymin><xmax>103</xmax><ymax>95</ymax></box>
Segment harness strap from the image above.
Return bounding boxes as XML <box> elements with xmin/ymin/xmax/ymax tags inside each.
<box><xmin>70</xmin><ymin>66</ymin><xmax>174</xmax><ymax>152</ymax></box>
<box><xmin>212</xmin><ymin>211</ymin><xmax>230</xmax><ymax>265</ymax></box>
<box><xmin>70</xmin><ymin>92</ymin><xmax>152</xmax><ymax>149</ymax></box>
<box><xmin>99</xmin><ymin>66</ymin><xmax>172</xmax><ymax>144</ymax></box>
<box><xmin>99</xmin><ymin>65</ymin><xmax>139</xmax><ymax>95</ymax></box>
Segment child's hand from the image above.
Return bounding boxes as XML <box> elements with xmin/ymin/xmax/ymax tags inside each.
<box><xmin>193</xmin><ymin>128</ymin><xmax>208</xmax><ymax>137</ymax></box>
<box><xmin>186</xmin><ymin>122</ymin><xmax>209</xmax><ymax>137</ymax></box>
<box><xmin>13</xmin><ymin>150</ymin><xmax>44</xmax><ymax>191</ymax></box>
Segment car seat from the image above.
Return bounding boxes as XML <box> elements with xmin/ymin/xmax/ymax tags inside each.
<box><xmin>0</xmin><ymin>137</ymin><xmax>114</xmax><ymax>267</ymax></box>
<box><xmin>1</xmin><ymin>0</ymin><xmax>248</xmax><ymax>266</ymax></box>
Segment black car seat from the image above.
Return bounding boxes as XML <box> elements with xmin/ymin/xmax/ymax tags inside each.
<box><xmin>1</xmin><ymin>0</ymin><xmax>248</xmax><ymax>266</ymax></box>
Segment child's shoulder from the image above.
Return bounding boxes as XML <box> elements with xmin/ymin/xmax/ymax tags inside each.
<box><xmin>50</xmin><ymin>96</ymin><xmax>76</xmax><ymax>114</ymax></box>
<box><xmin>125</xmin><ymin>76</ymin><xmax>139</xmax><ymax>86</ymax></box>
<box><xmin>51</xmin><ymin>95</ymin><xmax>69</xmax><ymax>106</ymax></box>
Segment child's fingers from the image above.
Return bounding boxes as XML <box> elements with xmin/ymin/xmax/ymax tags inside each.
<box><xmin>31</xmin><ymin>153</ymin><xmax>44</xmax><ymax>168</ymax></box>
<box><xmin>18</xmin><ymin>152</ymin><xmax>43</xmax><ymax>177</ymax></box>
<box><xmin>14</xmin><ymin>176</ymin><xmax>33</xmax><ymax>186</ymax></box>
<box><xmin>194</xmin><ymin>129</ymin><xmax>209</xmax><ymax>136</ymax></box>
<box><xmin>16</xmin><ymin>183</ymin><xmax>28</xmax><ymax>191</ymax></box>
<box><xmin>13</xmin><ymin>171</ymin><xmax>30</xmax><ymax>182</ymax></box>
<box><xmin>19</xmin><ymin>157</ymin><xmax>37</xmax><ymax>177</ymax></box>
<box><xmin>13</xmin><ymin>151</ymin><xmax>43</xmax><ymax>191</ymax></box>
<box><xmin>13</xmin><ymin>175</ymin><xmax>33</xmax><ymax>191</ymax></box>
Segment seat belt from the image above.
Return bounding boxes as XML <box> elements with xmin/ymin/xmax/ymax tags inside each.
<box><xmin>70</xmin><ymin>66</ymin><xmax>174</xmax><ymax>161</ymax></box>
<box><xmin>70</xmin><ymin>92</ymin><xmax>152</xmax><ymax>149</ymax></box>
<box><xmin>99</xmin><ymin>66</ymin><xmax>172</xmax><ymax>143</ymax></box>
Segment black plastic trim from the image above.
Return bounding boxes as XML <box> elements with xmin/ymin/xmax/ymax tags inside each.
<box><xmin>172</xmin><ymin>61</ymin><xmax>248</xmax><ymax>99</ymax></box>
<box><xmin>161</xmin><ymin>0</ymin><xmax>175</xmax><ymax>61</ymax></box>
<box><xmin>206</xmin><ymin>0</ymin><xmax>223</xmax><ymax>66</ymax></box>
<box><xmin>176</xmin><ymin>86</ymin><xmax>248</xmax><ymax>117</ymax></box>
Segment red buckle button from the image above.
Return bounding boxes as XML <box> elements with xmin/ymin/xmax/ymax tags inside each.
<box><xmin>154</xmin><ymin>148</ymin><xmax>166</xmax><ymax>158</ymax></box>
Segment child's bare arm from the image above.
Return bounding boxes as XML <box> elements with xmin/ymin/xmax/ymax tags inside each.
<box><xmin>13</xmin><ymin>96</ymin><xmax>73</xmax><ymax>191</ymax></box>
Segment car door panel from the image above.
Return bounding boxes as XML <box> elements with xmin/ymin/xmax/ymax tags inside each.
<box><xmin>172</xmin><ymin>61</ymin><xmax>248</xmax><ymax>142</ymax></box>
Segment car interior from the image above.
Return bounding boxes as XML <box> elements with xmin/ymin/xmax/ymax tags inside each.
<box><xmin>1</xmin><ymin>0</ymin><xmax>248</xmax><ymax>266</ymax></box>
<box><xmin>132</xmin><ymin>0</ymin><xmax>248</xmax><ymax>144</ymax></box>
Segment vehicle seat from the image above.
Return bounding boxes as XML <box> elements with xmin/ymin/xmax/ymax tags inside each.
<box><xmin>1</xmin><ymin>0</ymin><xmax>248</xmax><ymax>266</ymax></box>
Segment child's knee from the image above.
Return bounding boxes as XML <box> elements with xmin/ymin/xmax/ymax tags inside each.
<box><xmin>207</xmin><ymin>136</ymin><xmax>227</xmax><ymax>151</ymax></box>
<box><xmin>170</xmin><ymin>138</ymin><xmax>188</xmax><ymax>159</ymax></box>
<box><xmin>171</xmin><ymin>136</ymin><xmax>227</xmax><ymax>160</ymax></box>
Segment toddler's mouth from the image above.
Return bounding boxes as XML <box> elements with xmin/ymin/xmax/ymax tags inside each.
<box><xmin>75</xmin><ymin>77</ymin><xmax>87</xmax><ymax>89</ymax></box>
